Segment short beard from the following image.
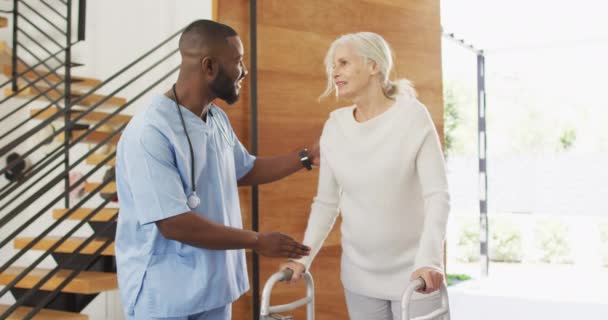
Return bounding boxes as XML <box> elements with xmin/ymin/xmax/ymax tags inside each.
<box><xmin>210</xmin><ymin>66</ymin><xmax>239</xmax><ymax>105</ymax></box>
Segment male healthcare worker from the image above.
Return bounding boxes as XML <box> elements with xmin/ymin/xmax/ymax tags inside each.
<box><xmin>115</xmin><ymin>20</ymin><xmax>318</xmax><ymax>320</ymax></box>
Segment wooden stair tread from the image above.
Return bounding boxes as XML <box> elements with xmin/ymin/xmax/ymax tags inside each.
<box><xmin>0</xmin><ymin>304</ymin><xmax>87</xmax><ymax>320</ymax></box>
<box><xmin>86</xmin><ymin>153</ymin><xmax>116</xmax><ymax>166</ymax></box>
<box><xmin>2</xmin><ymin>65</ymin><xmax>101</xmax><ymax>88</ymax></box>
<box><xmin>30</xmin><ymin>107</ymin><xmax>131</xmax><ymax>125</ymax></box>
<box><xmin>55</xmin><ymin>129</ymin><xmax>121</xmax><ymax>145</ymax></box>
<box><xmin>0</xmin><ymin>40</ymin><xmax>99</xmax><ymax>89</ymax></box>
<box><xmin>0</xmin><ymin>267</ymin><xmax>117</xmax><ymax>294</ymax></box>
<box><xmin>3</xmin><ymin>86</ymin><xmax>126</xmax><ymax>108</ymax></box>
<box><xmin>14</xmin><ymin>236</ymin><xmax>114</xmax><ymax>256</ymax></box>
<box><xmin>0</xmin><ymin>41</ymin><xmax>11</xmax><ymax>65</ymax></box>
<box><xmin>84</xmin><ymin>182</ymin><xmax>116</xmax><ymax>194</ymax></box>
<box><xmin>53</xmin><ymin>208</ymin><xmax>118</xmax><ymax>222</ymax></box>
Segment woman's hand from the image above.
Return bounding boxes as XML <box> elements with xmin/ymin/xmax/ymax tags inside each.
<box><xmin>279</xmin><ymin>260</ymin><xmax>306</xmax><ymax>284</ymax></box>
<box><xmin>410</xmin><ymin>267</ymin><xmax>444</xmax><ymax>294</ymax></box>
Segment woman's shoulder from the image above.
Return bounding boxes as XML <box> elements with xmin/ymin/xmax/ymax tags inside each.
<box><xmin>396</xmin><ymin>95</ymin><xmax>433</xmax><ymax>123</ymax></box>
<box><xmin>328</xmin><ymin>105</ymin><xmax>355</xmax><ymax>120</ymax></box>
<box><xmin>317</xmin><ymin>105</ymin><xmax>353</xmax><ymax>144</ymax></box>
<box><xmin>321</xmin><ymin>105</ymin><xmax>354</xmax><ymax>130</ymax></box>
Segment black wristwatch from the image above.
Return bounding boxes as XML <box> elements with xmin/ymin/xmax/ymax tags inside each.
<box><xmin>299</xmin><ymin>148</ymin><xmax>313</xmax><ymax>171</ymax></box>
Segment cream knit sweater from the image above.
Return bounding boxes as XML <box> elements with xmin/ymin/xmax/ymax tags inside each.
<box><xmin>296</xmin><ymin>93</ymin><xmax>450</xmax><ymax>300</ymax></box>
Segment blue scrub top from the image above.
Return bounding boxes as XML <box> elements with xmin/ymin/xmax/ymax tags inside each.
<box><xmin>115</xmin><ymin>94</ymin><xmax>255</xmax><ymax>317</ymax></box>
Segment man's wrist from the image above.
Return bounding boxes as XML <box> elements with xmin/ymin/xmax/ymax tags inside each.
<box><xmin>299</xmin><ymin>148</ymin><xmax>313</xmax><ymax>170</ymax></box>
<box><xmin>248</xmin><ymin>231</ymin><xmax>260</xmax><ymax>250</ymax></box>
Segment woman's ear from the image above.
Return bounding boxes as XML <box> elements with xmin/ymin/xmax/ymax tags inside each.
<box><xmin>368</xmin><ymin>59</ymin><xmax>380</xmax><ymax>75</ymax></box>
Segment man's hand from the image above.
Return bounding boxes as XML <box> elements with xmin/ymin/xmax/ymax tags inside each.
<box><xmin>308</xmin><ymin>141</ymin><xmax>320</xmax><ymax>166</ymax></box>
<box><xmin>410</xmin><ymin>267</ymin><xmax>444</xmax><ymax>294</ymax></box>
<box><xmin>279</xmin><ymin>260</ymin><xmax>307</xmax><ymax>284</ymax></box>
<box><xmin>254</xmin><ymin>232</ymin><xmax>310</xmax><ymax>259</ymax></box>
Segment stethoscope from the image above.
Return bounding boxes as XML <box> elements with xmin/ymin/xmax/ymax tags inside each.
<box><xmin>172</xmin><ymin>84</ymin><xmax>235</xmax><ymax>209</ymax></box>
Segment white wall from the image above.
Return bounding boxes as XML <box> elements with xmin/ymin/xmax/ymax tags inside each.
<box><xmin>75</xmin><ymin>0</ymin><xmax>213</xmax><ymax>115</ymax></box>
<box><xmin>78</xmin><ymin>2</ymin><xmax>203</xmax><ymax>87</ymax></box>
<box><xmin>0</xmin><ymin>1</ymin><xmax>212</xmax><ymax>319</ymax></box>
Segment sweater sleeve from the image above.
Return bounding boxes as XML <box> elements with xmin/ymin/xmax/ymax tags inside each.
<box><xmin>412</xmin><ymin>113</ymin><xmax>451</xmax><ymax>273</ymax></box>
<box><xmin>294</xmin><ymin>129</ymin><xmax>341</xmax><ymax>270</ymax></box>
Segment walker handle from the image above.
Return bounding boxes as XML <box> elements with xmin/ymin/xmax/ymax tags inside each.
<box><xmin>279</xmin><ymin>268</ymin><xmax>294</xmax><ymax>281</ymax></box>
<box><xmin>260</xmin><ymin>269</ymin><xmax>315</xmax><ymax>320</ymax></box>
<box><xmin>401</xmin><ymin>278</ymin><xmax>451</xmax><ymax>320</ymax></box>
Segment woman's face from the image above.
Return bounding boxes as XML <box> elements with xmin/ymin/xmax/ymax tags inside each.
<box><xmin>331</xmin><ymin>42</ymin><xmax>373</xmax><ymax>100</ymax></box>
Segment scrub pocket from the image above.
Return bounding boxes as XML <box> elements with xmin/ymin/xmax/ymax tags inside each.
<box><xmin>144</xmin><ymin>253</ymin><xmax>203</xmax><ymax>317</ymax></box>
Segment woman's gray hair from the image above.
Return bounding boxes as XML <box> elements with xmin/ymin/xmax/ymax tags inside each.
<box><xmin>320</xmin><ymin>32</ymin><xmax>416</xmax><ymax>100</ymax></box>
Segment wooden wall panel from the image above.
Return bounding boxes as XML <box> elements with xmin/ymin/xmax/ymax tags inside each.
<box><xmin>216</xmin><ymin>1</ymin><xmax>252</xmax><ymax>319</ymax></box>
<box><xmin>219</xmin><ymin>0</ymin><xmax>443</xmax><ymax>318</ymax></box>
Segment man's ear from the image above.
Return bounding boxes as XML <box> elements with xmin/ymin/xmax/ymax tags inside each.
<box><xmin>201</xmin><ymin>56</ymin><xmax>219</xmax><ymax>78</ymax></box>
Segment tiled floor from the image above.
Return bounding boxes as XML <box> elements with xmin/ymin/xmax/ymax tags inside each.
<box><xmin>446</xmin><ymin>262</ymin><xmax>608</xmax><ymax>320</ymax></box>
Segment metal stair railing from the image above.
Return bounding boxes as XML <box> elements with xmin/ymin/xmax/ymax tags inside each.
<box><xmin>0</xmin><ymin>16</ymin><xmax>186</xmax><ymax>319</ymax></box>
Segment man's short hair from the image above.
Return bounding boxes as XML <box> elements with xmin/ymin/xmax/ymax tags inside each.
<box><xmin>179</xmin><ymin>19</ymin><xmax>238</xmax><ymax>52</ymax></box>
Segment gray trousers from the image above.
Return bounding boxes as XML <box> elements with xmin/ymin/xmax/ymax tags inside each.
<box><xmin>345</xmin><ymin>289</ymin><xmax>444</xmax><ymax>320</ymax></box>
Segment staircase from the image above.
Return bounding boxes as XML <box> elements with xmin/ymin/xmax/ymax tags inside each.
<box><xmin>0</xmin><ymin>1</ymin><xmax>182</xmax><ymax>319</ymax></box>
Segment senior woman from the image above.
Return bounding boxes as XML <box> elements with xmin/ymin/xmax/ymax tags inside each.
<box><xmin>279</xmin><ymin>32</ymin><xmax>450</xmax><ymax>320</ymax></box>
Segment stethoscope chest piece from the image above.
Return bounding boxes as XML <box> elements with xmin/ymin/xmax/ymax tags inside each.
<box><xmin>187</xmin><ymin>193</ymin><xmax>201</xmax><ymax>209</ymax></box>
